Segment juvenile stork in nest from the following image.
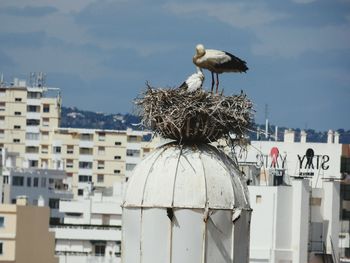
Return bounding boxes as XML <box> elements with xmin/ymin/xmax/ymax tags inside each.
<box><xmin>193</xmin><ymin>44</ymin><xmax>248</xmax><ymax>93</ymax></box>
<box><xmin>179</xmin><ymin>67</ymin><xmax>205</xmax><ymax>92</ymax></box>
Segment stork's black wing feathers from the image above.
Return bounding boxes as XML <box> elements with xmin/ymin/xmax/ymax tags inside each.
<box><xmin>216</xmin><ymin>51</ymin><xmax>248</xmax><ymax>73</ymax></box>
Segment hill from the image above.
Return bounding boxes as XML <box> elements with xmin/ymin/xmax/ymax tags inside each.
<box><xmin>61</xmin><ymin>106</ymin><xmax>350</xmax><ymax>144</ymax></box>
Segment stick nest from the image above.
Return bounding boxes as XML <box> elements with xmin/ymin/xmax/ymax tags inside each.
<box><xmin>135</xmin><ymin>84</ymin><xmax>254</xmax><ymax>143</ymax></box>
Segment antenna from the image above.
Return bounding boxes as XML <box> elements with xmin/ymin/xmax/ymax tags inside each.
<box><xmin>0</xmin><ymin>73</ymin><xmax>3</xmax><ymax>87</ymax></box>
<box><xmin>265</xmin><ymin>104</ymin><xmax>269</xmax><ymax>140</ymax></box>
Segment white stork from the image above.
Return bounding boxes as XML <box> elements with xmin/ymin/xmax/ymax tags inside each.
<box><xmin>179</xmin><ymin>67</ymin><xmax>205</xmax><ymax>92</ymax></box>
<box><xmin>193</xmin><ymin>44</ymin><xmax>248</xmax><ymax>93</ymax></box>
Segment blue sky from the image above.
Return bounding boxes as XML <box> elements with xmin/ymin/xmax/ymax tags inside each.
<box><xmin>0</xmin><ymin>0</ymin><xmax>349</xmax><ymax>130</ymax></box>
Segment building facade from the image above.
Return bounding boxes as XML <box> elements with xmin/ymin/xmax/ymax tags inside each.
<box><xmin>233</xmin><ymin>129</ymin><xmax>344</xmax><ymax>262</ymax></box>
<box><xmin>51</xmin><ymin>183</ymin><xmax>122</xmax><ymax>263</ymax></box>
<box><xmin>0</xmin><ymin>197</ymin><xmax>58</xmax><ymax>263</ymax></box>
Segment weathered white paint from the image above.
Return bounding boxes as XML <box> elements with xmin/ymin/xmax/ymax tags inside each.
<box><xmin>122</xmin><ymin>143</ymin><xmax>251</xmax><ymax>263</ymax></box>
<box><xmin>248</xmin><ymin>180</ymin><xmax>309</xmax><ymax>263</ymax></box>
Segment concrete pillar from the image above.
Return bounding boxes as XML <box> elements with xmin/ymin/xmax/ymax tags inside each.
<box><xmin>300</xmin><ymin>130</ymin><xmax>307</xmax><ymax>143</ymax></box>
<box><xmin>291</xmin><ymin>179</ymin><xmax>309</xmax><ymax>263</ymax></box>
<box><xmin>334</xmin><ymin>132</ymin><xmax>339</xmax><ymax>144</ymax></box>
<box><xmin>322</xmin><ymin>180</ymin><xmax>340</xmax><ymax>258</ymax></box>
<box><xmin>327</xmin><ymin>130</ymin><xmax>333</xmax><ymax>144</ymax></box>
<box><xmin>284</xmin><ymin>129</ymin><xmax>295</xmax><ymax>143</ymax></box>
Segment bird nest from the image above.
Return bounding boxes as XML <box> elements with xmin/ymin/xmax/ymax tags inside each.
<box><xmin>135</xmin><ymin>84</ymin><xmax>254</xmax><ymax>143</ymax></box>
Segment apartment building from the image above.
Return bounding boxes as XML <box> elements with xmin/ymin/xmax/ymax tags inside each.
<box><xmin>0</xmin><ymin>76</ymin><xmax>154</xmax><ymax>197</ymax></box>
<box><xmin>51</xmin><ymin>183</ymin><xmax>122</xmax><ymax>263</ymax></box>
<box><xmin>49</xmin><ymin>128</ymin><xmax>152</xmax><ymax>197</ymax></box>
<box><xmin>0</xmin><ymin>77</ymin><xmax>60</xmax><ymax>169</ymax></box>
<box><xmin>0</xmin><ymin>197</ymin><xmax>58</xmax><ymax>263</ymax></box>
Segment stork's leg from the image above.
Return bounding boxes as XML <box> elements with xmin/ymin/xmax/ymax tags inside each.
<box><xmin>215</xmin><ymin>73</ymin><xmax>219</xmax><ymax>94</ymax></box>
<box><xmin>211</xmin><ymin>72</ymin><xmax>214</xmax><ymax>93</ymax></box>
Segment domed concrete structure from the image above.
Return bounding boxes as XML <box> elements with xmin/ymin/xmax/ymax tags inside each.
<box><xmin>122</xmin><ymin>143</ymin><xmax>251</xmax><ymax>263</ymax></box>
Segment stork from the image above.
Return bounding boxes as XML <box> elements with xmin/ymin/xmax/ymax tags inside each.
<box><xmin>193</xmin><ymin>44</ymin><xmax>248</xmax><ymax>93</ymax></box>
<box><xmin>179</xmin><ymin>67</ymin><xmax>205</xmax><ymax>92</ymax></box>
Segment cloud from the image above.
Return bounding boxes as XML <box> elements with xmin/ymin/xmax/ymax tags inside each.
<box><xmin>0</xmin><ymin>6</ymin><xmax>58</xmax><ymax>17</ymax></box>
<box><xmin>165</xmin><ymin>2</ymin><xmax>288</xmax><ymax>29</ymax></box>
<box><xmin>292</xmin><ymin>0</ymin><xmax>317</xmax><ymax>4</ymax></box>
<box><xmin>252</xmin><ymin>23</ymin><xmax>350</xmax><ymax>57</ymax></box>
<box><xmin>0</xmin><ymin>0</ymin><xmax>97</xmax><ymax>14</ymax></box>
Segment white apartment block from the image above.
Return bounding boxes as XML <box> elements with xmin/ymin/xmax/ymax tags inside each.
<box><xmin>51</xmin><ymin>183</ymin><xmax>123</xmax><ymax>263</ymax></box>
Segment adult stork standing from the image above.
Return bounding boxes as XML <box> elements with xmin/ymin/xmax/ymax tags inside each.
<box><xmin>193</xmin><ymin>44</ymin><xmax>248</xmax><ymax>93</ymax></box>
<box><xmin>179</xmin><ymin>67</ymin><xmax>205</xmax><ymax>92</ymax></box>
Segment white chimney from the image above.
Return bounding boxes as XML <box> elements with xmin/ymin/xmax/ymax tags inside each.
<box><xmin>300</xmin><ymin>130</ymin><xmax>307</xmax><ymax>143</ymax></box>
<box><xmin>284</xmin><ymin>129</ymin><xmax>295</xmax><ymax>143</ymax></box>
<box><xmin>327</xmin><ymin>130</ymin><xmax>334</xmax><ymax>144</ymax></box>
<box><xmin>38</xmin><ymin>195</ymin><xmax>45</xmax><ymax>207</ymax></box>
<box><xmin>334</xmin><ymin>131</ymin><xmax>339</xmax><ymax>144</ymax></box>
<box><xmin>16</xmin><ymin>196</ymin><xmax>28</xmax><ymax>206</ymax></box>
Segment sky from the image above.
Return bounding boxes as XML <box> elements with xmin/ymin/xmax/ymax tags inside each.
<box><xmin>0</xmin><ymin>0</ymin><xmax>349</xmax><ymax>131</ymax></box>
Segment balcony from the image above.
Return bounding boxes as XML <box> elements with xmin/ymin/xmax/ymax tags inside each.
<box><xmin>56</xmin><ymin>254</ymin><xmax>121</xmax><ymax>263</ymax></box>
<box><xmin>79</xmin><ymin>141</ymin><xmax>94</xmax><ymax>148</ymax></box>
<box><xmin>126</xmin><ymin>142</ymin><xmax>141</xmax><ymax>150</ymax></box>
<box><xmin>26</xmin><ymin>112</ymin><xmax>41</xmax><ymax>120</ymax></box>
<box><xmin>51</xmin><ymin>224</ymin><xmax>121</xmax><ymax>241</ymax></box>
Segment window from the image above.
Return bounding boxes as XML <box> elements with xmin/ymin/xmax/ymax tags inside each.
<box><xmin>95</xmin><ymin>244</ymin><xmax>106</xmax><ymax>256</ymax></box>
<box><xmin>15</xmin><ymin>97</ymin><xmax>22</xmax><ymax>102</ymax></box>
<box><xmin>42</xmin><ymin>118</ymin><xmax>49</xmax><ymax>127</ymax></box>
<box><xmin>12</xmin><ymin>176</ymin><xmax>24</xmax><ymax>186</ymax></box>
<box><xmin>115</xmin><ymin>141</ymin><xmax>122</xmax><ymax>146</ymax></box>
<box><xmin>33</xmin><ymin>177</ymin><xmax>39</xmax><ymax>187</ymax></box>
<box><xmin>13</xmin><ymin>139</ymin><xmax>20</xmax><ymax>143</ymax></box>
<box><xmin>27</xmin><ymin>105</ymin><xmax>40</xmax><ymax>112</ymax></box>
<box><xmin>79</xmin><ymin>162</ymin><xmax>92</xmax><ymax>169</ymax></box>
<box><xmin>53</xmin><ymin>146</ymin><xmax>61</xmax><ymax>154</ymax></box>
<box><xmin>98</xmin><ymin>132</ymin><xmax>105</xmax><ymax>141</ymax></box>
<box><xmin>256</xmin><ymin>195</ymin><xmax>262</xmax><ymax>204</ymax></box>
<box><xmin>27</xmin><ymin>177</ymin><xmax>31</xmax><ymax>187</ymax></box>
<box><xmin>26</xmin><ymin>119</ymin><xmax>40</xmax><ymax>126</ymax></box>
<box><xmin>127</xmin><ymin>135</ymin><xmax>138</xmax><ymax>142</ymax></box>
<box><xmin>3</xmin><ymin>176</ymin><xmax>8</xmax><ymax>184</ymax></box>
<box><xmin>78</xmin><ymin>189</ymin><xmax>84</xmax><ymax>196</ymax></box>
<box><xmin>97</xmin><ymin>161</ymin><xmax>104</xmax><ymax>170</ymax></box>
<box><xmin>127</xmin><ymin>149</ymin><xmax>140</xmax><ymax>157</ymax></box>
<box><xmin>0</xmin><ymin>217</ymin><xmax>4</xmax><ymax>227</ymax></box>
<box><xmin>80</xmin><ymin>133</ymin><xmax>93</xmax><ymax>141</ymax></box>
<box><xmin>26</xmin><ymin>133</ymin><xmax>39</xmax><ymax>140</ymax></box>
<box><xmin>41</xmin><ymin>159</ymin><xmax>48</xmax><ymax>168</ymax></box>
<box><xmin>14</xmin><ymin>111</ymin><xmax>21</xmax><ymax>115</ymax></box>
<box><xmin>27</xmin><ymin>91</ymin><xmax>41</xmax><ymax>99</ymax></box>
<box><xmin>67</xmin><ymin>145</ymin><xmax>74</xmax><ymax>154</ymax></box>
<box><xmin>114</xmin><ymin>156</ymin><xmax>121</xmax><ymax>160</ymax></box>
<box><xmin>43</xmin><ymin>104</ymin><xmax>50</xmax><ymax>113</ymax></box>
<box><xmin>79</xmin><ymin>175</ymin><xmax>92</xmax><ymax>182</ymax></box>
<box><xmin>41</xmin><ymin>131</ymin><xmax>49</xmax><ymax>140</ymax></box>
<box><xmin>98</xmin><ymin>146</ymin><xmax>105</xmax><ymax>155</ymax></box>
<box><xmin>49</xmin><ymin>198</ymin><xmax>59</xmax><ymax>209</ymax></box>
<box><xmin>25</xmin><ymin>146</ymin><xmax>39</xmax><ymax>154</ymax></box>
<box><xmin>66</xmin><ymin>159</ymin><xmax>73</xmax><ymax>168</ymax></box>
<box><xmin>114</xmin><ymin>170</ymin><xmax>121</xmax><ymax>174</ymax></box>
<box><xmin>14</xmin><ymin>125</ymin><xmax>21</xmax><ymax>129</ymax></box>
<box><xmin>0</xmin><ymin>102</ymin><xmax>5</xmax><ymax>111</ymax></box>
<box><xmin>41</xmin><ymin>145</ymin><xmax>48</xmax><ymax>154</ymax></box>
<box><xmin>126</xmin><ymin>164</ymin><xmax>136</xmax><ymax>171</ymax></box>
<box><xmin>97</xmin><ymin>174</ymin><xmax>104</xmax><ymax>183</ymax></box>
<box><xmin>41</xmin><ymin>178</ymin><xmax>46</xmax><ymax>188</ymax></box>
<box><xmin>79</xmin><ymin>148</ymin><xmax>92</xmax><ymax>155</ymax></box>
<box><xmin>0</xmin><ymin>242</ymin><xmax>3</xmax><ymax>255</ymax></box>
<box><xmin>29</xmin><ymin>160</ymin><xmax>38</xmax><ymax>168</ymax></box>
